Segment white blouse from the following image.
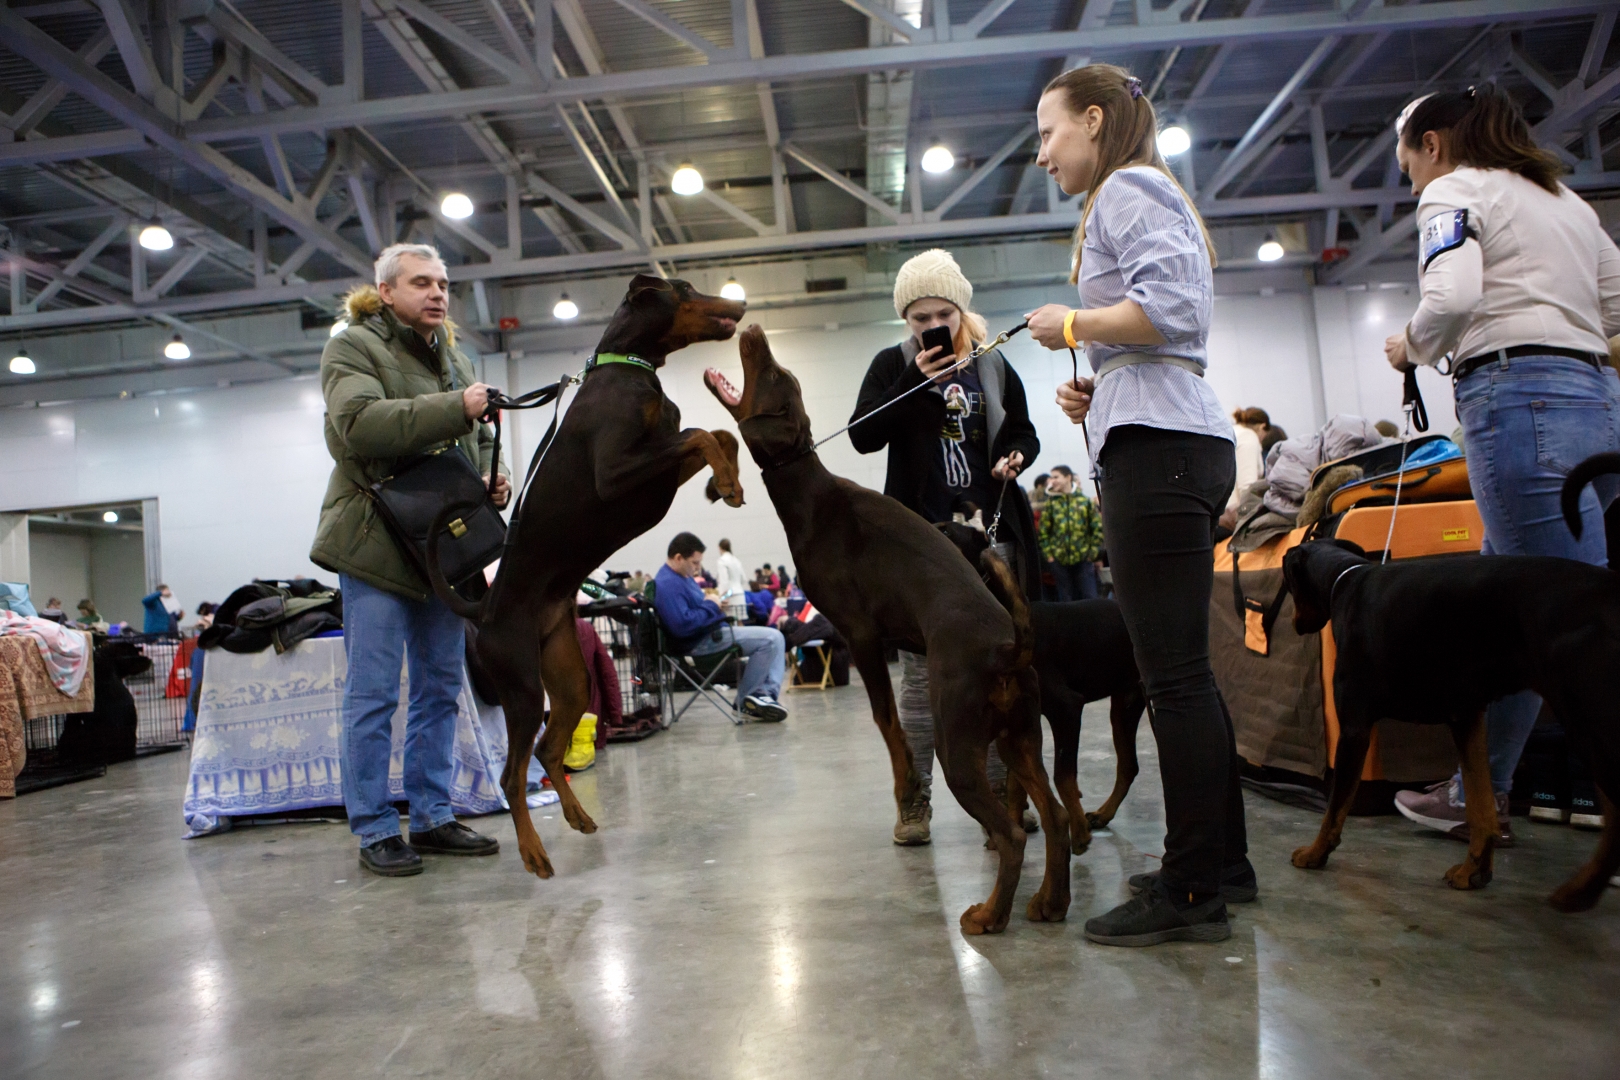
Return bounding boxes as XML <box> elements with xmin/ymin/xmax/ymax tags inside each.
<box><xmin>1404</xmin><ymin>166</ymin><xmax>1620</xmax><ymax>366</ymax></box>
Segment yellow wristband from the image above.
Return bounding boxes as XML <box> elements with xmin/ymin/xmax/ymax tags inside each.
<box><xmin>1062</xmin><ymin>309</ymin><xmax>1080</xmax><ymax>349</ymax></box>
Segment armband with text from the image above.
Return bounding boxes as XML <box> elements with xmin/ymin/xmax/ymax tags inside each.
<box><xmin>1418</xmin><ymin>209</ymin><xmax>1477</xmax><ymax>271</ymax></box>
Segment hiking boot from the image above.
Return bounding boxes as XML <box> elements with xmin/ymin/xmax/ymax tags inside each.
<box><xmin>408</xmin><ymin>821</ymin><xmax>499</xmax><ymax>856</ymax></box>
<box><xmin>359</xmin><ymin>836</ymin><xmax>423</xmax><ymax>877</ymax></box>
<box><xmin>741</xmin><ymin>694</ymin><xmax>787</xmax><ymax>722</ymax></box>
<box><xmin>1394</xmin><ymin>779</ymin><xmax>1514</xmax><ymax>847</ymax></box>
<box><xmin>1129</xmin><ymin>857</ymin><xmax>1258</xmax><ymax>904</ymax></box>
<box><xmin>1084</xmin><ymin>878</ymin><xmax>1230</xmax><ymax>947</ymax></box>
<box><xmin>893</xmin><ymin>793</ymin><xmax>932</xmax><ymax>846</ymax></box>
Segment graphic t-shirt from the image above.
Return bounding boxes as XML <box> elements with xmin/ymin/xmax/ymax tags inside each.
<box><xmin>920</xmin><ymin>361</ymin><xmax>995</xmax><ymax>524</ymax></box>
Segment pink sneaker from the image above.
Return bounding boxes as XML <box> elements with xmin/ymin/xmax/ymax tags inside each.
<box><xmin>1394</xmin><ymin>779</ymin><xmax>1514</xmax><ymax>847</ymax></box>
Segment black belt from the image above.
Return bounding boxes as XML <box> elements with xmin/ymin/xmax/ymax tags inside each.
<box><xmin>1452</xmin><ymin>345</ymin><xmax>1607</xmax><ymax>383</ymax></box>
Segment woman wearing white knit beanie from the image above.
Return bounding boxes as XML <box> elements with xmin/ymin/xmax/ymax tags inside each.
<box><xmin>849</xmin><ymin>247</ymin><xmax>1042</xmax><ymax>847</ymax></box>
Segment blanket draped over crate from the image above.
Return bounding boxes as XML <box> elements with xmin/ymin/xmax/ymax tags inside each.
<box><xmin>0</xmin><ymin>635</ymin><xmax>96</xmax><ymax>797</ymax></box>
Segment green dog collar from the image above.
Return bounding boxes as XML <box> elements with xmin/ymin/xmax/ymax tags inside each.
<box><xmin>589</xmin><ymin>352</ymin><xmax>655</xmax><ymax>371</ymax></box>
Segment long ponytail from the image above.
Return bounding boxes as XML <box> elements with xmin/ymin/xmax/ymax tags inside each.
<box><xmin>1400</xmin><ymin>84</ymin><xmax>1566</xmax><ymax>195</ymax></box>
<box><xmin>1042</xmin><ymin>63</ymin><xmax>1216</xmax><ymax>283</ymax></box>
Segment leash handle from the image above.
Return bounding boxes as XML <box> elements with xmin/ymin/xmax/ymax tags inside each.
<box><xmin>1403</xmin><ymin>367</ymin><xmax>1430</xmax><ymax>433</ymax></box>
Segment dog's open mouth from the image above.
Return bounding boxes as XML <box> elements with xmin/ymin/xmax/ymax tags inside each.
<box><xmin>705</xmin><ymin>367</ymin><xmax>741</xmax><ymax>406</ymax></box>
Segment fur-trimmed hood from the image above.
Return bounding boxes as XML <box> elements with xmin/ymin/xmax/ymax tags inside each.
<box><xmin>342</xmin><ymin>284</ymin><xmax>458</xmax><ymax>347</ymax></box>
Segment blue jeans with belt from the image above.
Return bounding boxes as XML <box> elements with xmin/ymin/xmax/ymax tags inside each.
<box><xmin>339</xmin><ymin>574</ymin><xmax>463</xmax><ymax>846</ymax></box>
<box><xmin>1453</xmin><ymin>355</ymin><xmax>1620</xmax><ymax>795</ymax></box>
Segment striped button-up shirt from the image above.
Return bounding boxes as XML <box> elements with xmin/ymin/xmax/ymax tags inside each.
<box><xmin>1077</xmin><ymin>166</ymin><xmax>1233</xmax><ymax>463</ymax></box>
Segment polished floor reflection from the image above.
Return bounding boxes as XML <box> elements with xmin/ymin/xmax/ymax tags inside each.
<box><xmin>2</xmin><ymin>677</ymin><xmax>1617</xmax><ymax>1079</ymax></box>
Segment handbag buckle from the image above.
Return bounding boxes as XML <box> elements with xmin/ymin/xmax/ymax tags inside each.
<box><xmin>447</xmin><ymin>517</ymin><xmax>468</xmax><ymax>539</ymax></box>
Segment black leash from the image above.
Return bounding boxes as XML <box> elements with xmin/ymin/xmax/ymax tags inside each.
<box><xmin>480</xmin><ymin>374</ymin><xmax>580</xmax><ymax>526</ymax></box>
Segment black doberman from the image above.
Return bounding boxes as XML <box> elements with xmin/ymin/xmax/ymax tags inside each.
<box><xmin>937</xmin><ymin>521</ymin><xmax>1147</xmax><ymax>855</ymax></box>
<box><xmin>428</xmin><ymin>275</ymin><xmax>745</xmax><ymax>880</ymax></box>
<box><xmin>704</xmin><ymin>325</ymin><xmax>1070</xmax><ymax>935</ymax></box>
<box><xmin>1282</xmin><ymin>531</ymin><xmax>1620</xmax><ymax>912</ymax></box>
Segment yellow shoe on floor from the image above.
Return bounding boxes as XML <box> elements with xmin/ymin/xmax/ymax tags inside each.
<box><xmin>563</xmin><ymin>712</ymin><xmax>597</xmax><ymax>772</ymax></box>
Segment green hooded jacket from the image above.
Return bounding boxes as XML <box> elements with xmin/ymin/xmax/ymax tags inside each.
<box><xmin>309</xmin><ymin>286</ymin><xmax>505</xmax><ymax>600</ymax></box>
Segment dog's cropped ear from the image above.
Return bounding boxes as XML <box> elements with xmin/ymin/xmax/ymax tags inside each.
<box><xmin>1282</xmin><ymin>547</ymin><xmax>1331</xmax><ymax>634</ymax></box>
<box><xmin>627</xmin><ymin>273</ymin><xmax>674</xmax><ymax>297</ymax></box>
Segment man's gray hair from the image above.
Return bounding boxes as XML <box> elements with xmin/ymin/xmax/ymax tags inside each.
<box><xmin>374</xmin><ymin>243</ymin><xmax>444</xmax><ymax>286</ymax></box>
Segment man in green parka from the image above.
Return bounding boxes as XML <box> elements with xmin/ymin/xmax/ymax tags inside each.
<box><xmin>311</xmin><ymin>242</ymin><xmax>509</xmax><ymax>877</ymax></box>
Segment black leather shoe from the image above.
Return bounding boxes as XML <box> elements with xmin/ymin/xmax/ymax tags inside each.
<box><xmin>408</xmin><ymin>821</ymin><xmax>499</xmax><ymax>856</ymax></box>
<box><xmin>1085</xmin><ymin>879</ymin><xmax>1230</xmax><ymax>947</ymax></box>
<box><xmin>1129</xmin><ymin>857</ymin><xmax>1258</xmax><ymax>903</ymax></box>
<box><xmin>359</xmin><ymin>836</ymin><xmax>423</xmax><ymax>877</ymax></box>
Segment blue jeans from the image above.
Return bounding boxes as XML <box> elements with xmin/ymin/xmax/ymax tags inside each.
<box><xmin>691</xmin><ymin>624</ymin><xmax>785</xmax><ymax>701</ymax></box>
<box><xmin>339</xmin><ymin>574</ymin><xmax>464</xmax><ymax>846</ymax></box>
<box><xmin>1052</xmin><ymin>560</ymin><xmax>1099</xmax><ymax>601</ymax></box>
<box><xmin>1453</xmin><ymin>355</ymin><xmax>1620</xmax><ymax>795</ymax></box>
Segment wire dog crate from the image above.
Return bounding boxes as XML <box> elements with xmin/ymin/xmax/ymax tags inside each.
<box><xmin>121</xmin><ymin>634</ymin><xmax>191</xmax><ymax>752</ymax></box>
<box><xmin>584</xmin><ymin>600</ymin><xmax>662</xmax><ymax>719</ymax></box>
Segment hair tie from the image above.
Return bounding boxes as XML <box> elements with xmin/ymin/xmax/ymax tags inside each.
<box><xmin>1125</xmin><ymin>76</ymin><xmax>1143</xmax><ymax>99</ymax></box>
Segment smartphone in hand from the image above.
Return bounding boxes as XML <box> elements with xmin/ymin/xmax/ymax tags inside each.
<box><xmin>920</xmin><ymin>325</ymin><xmax>954</xmax><ymax>359</ymax></box>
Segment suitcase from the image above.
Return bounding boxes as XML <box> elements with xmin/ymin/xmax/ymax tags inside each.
<box><xmin>1326</xmin><ymin>454</ymin><xmax>1472</xmax><ymax>517</ymax></box>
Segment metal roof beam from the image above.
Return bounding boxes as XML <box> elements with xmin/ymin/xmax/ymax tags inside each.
<box><xmin>2</xmin><ymin>28</ymin><xmax>113</xmax><ymax>136</ymax></box>
<box><xmin>1204</xmin><ymin>34</ymin><xmax>1339</xmax><ymax>195</ymax></box>
<box><xmin>833</xmin><ymin>0</ymin><xmax>919</xmax><ymax>42</ymax></box>
<box><xmin>0</xmin><ymin>9</ymin><xmax>375</xmax><ymax>276</ymax></box>
<box><xmin>783</xmin><ymin>143</ymin><xmax>903</xmax><ymax>222</ymax></box>
<box><xmin>961</xmin><ymin>0</ymin><xmax>1019</xmax><ymax>39</ymax></box>
<box><xmin>603</xmin><ymin>0</ymin><xmax>726</xmax><ymax>60</ymax></box>
<box><xmin>203</xmin><ymin>5</ymin><xmax>329</xmax><ymax>101</ymax></box>
<box><xmin>383</xmin><ymin>0</ymin><xmax>535</xmax><ymax>83</ymax></box>
<box><xmin>925</xmin><ymin>122</ymin><xmax>1033</xmax><ymax>221</ymax></box>
<box><xmin>1580</xmin><ymin>10</ymin><xmax>1615</xmax><ymax>85</ymax></box>
<box><xmin>171</xmin><ymin>0</ymin><xmax>1615</xmax><ymax>142</ymax></box>
<box><xmin>26</xmin><ymin>216</ymin><xmax>127</xmax><ymax>311</ymax></box>
<box><xmin>147</xmin><ymin>244</ymin><xmax>208</xmax><ymax>298</ymax></box>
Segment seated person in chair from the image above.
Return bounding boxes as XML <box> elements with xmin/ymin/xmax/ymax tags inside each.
<box><xmin>653</xmin><ymin>532</ymin><xmax>788</xmax><ymax>722</ymax></box>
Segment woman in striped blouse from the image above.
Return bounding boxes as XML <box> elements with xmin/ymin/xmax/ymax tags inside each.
<box><xmin>1025</xmin><ymin>63</ymin><xmax>1252</xmax><ymax>947</ymax></box>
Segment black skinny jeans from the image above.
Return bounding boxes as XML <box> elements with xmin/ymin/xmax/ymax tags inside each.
<box><xmin>1097</xmin><ymin>424</ymin><xmax>1246</xmax><ymax>896</ymax></box>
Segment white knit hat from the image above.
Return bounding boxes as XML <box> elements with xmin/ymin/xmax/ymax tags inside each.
<box><xmin>893</xmin><ymin>248</ymin><xmax>972</xmax><ymax>319</ymax></box>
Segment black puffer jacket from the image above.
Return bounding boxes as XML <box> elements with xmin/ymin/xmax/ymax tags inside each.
<box><xmin>851</xmin><ymin>342</ymin><xmax>1042</xmax><ymax>598</ymax></box>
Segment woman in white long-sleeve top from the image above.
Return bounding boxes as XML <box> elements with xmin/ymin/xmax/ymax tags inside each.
<box><xmin>1383</xmin><ymin>85</ymin><xmax>1620</xmax><ymax>842</ymax></box>
<box><xmin>1025</xmin><ymin>63</ymin><xmax>1252</xmax><ymax>948</ymax></box>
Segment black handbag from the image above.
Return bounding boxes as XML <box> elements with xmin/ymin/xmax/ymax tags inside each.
<box><xmin>369</xmin><ymin>445</ymin><xmax>506</xmax><ymax>587</ymax></box>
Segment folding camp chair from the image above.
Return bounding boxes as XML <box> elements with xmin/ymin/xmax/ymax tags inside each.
<box><xmin>643</xmin><ymin>580</ymin><xmax>742</xmax><ymax>724</ymax></box>
<box><xmin>787</xmin><ymin>640</ymin><xmax>833</xmax><ymax>691</ymax></box>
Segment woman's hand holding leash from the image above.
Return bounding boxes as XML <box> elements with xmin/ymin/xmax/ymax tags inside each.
<box><xmin>992</xmin><ymin>451</ymin><xmax>1025</xmax><ymax>480</ymax></box>
<box><xmin>1056</xmin><ymin>378</ymin><xmax>1095</xmax><ymax>425</ymax></box>
<box><xmin>1384</xmin><ymin>332</ymin><xmax>1416</xmax><ymax>372</ymax></box>
<box><xmin>1025</xmin><ymin>304</ymin><xmax>1079</xmax><ymax>350</ymax></box>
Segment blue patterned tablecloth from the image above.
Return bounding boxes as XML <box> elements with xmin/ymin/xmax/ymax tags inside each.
<box><xmin>183</xmin><ymin>636</ymin><xmax>510</xmax><ymax>836</ymax></box>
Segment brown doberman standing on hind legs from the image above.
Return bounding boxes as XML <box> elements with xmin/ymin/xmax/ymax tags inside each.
<box><xmin>704</xmin><ymin>325</ymin><xmax>1070</xmax><ymax>935</ymax></box>
<box><xmin>428</xmin><ymin>275</ymin><xmax>745</xmax><ymax>880</ymax></box>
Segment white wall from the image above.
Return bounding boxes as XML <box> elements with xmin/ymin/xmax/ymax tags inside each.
<box><xmin>0</xmin><ymin>378</ymin><xmax>333</xmax><ymax>612</ymax></box>
<box><xmin>0</xmin><ymin>282</ymin><xmax>1440</xmax><ymax>599</ymax></box>
<box><xmin>27</xmin><ymin>528</ymin><xmax>89</xmax><ymax>613</ymax></box>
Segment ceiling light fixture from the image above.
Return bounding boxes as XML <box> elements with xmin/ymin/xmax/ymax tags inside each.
<box><xmin>553</xmin><ymin>293</ymin><xmax>579</xmax><ymax>320</ymax></box>
<box><xmin>440</xmin><ymin>192</ymin><xmax>475</xmax><ymax>219</ymax></box>
<box><xmin>670</xmin><ymin>164</ymin><xmax>704</xmax><ymax>196</ymax></box>
<box><xmin>1157</xmin><ymin>125</ymin><xmax>1191</xmax><ymax>158</ymax></box>
<box><xmin>720</xmin><ymin>277</ymin><xmax>746</xmax><ymax>301</ymax></box>
<box><xmin>329</xmin><ymin>319</ymin><xmax>349</xmax><ymax>338</ymax></box>
<box><xmin>920</xmin><ymin>145</ymin><xmax>955</xmax><ymax>174</ymax></box>
<box><xmin>9</xmin><ymin>345</ymin><xmax>34</xmax><ymax>375</ymax></box>
<box><xmin>138</xmin><ymin>221</ymin><xmax>174</xmax><ymax>251</ymax></box>
<box><xmin>102</xmin><ymin>511</ymin><xmax>119</xmax><ymax>523</ymax></box>
<box><xmin>164</xmin><ymin>333</ymin><xmax>191</xmax><ymax>360</ymax></box>
<box><xmin>1257</xmin><ymin>238</ymin><xmax>1285</xmax><ymax>263</ymax></box>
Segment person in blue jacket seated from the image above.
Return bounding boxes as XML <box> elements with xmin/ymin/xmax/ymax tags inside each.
<box><xmin>653</xmin><ymin>532</ymin><xmax>788</xmax><ymax>722</ymax></box>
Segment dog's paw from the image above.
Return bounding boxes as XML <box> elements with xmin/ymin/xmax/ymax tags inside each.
<box><xmin>704</xmin><ymin>477</ymin><xmax>721</xmax><ymax>503</ymax></box>
<box><xmin>1547</xmin><ymin>878</ymin><xmax>1604</xmax><ymax>913</ymax></box>
<box><xmin>1444</xmin><ymin>861</ymin><xmax>1492</xmax><ymax>891</ymax></box>
<box><xmin>1025</xmin><ymin>887</ymin><xmax>1070</xmax><ymax>923</ymax></box>
<box><xmin>1084</xmin><ymin>811</ymin><xmax>1114</xmax><ymax>831</ymax></box>
<box><xmin>562</xmin><ymin>803</ymin><xmax>598</xmax><ymax>835</ymax></box>
<box><xmin>519</xmin><ymin>840</ymin><xmax>555</xmax><ymax>879</ymax></box>
<box><xmin>960</xmin><ymin>903</ymin><xmax>1008</xmax><ymax>936</ymax></box>
<box><xmin>1292</xmin><ymin>844</ymin><xmax>1330</xmax><ymax>870</ymax></box>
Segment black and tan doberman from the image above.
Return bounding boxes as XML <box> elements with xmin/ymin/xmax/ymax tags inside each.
<box><xmin>1282</xmin><ymin>535</ymin><xmax>1620</xmax><ymax>911</ymax></box>
<box><xmin>429</xmin><ymin>275</ymin><xmax>745</xmax><ymax>880</ymax></box>
<box><xmin>703</xmin><ymin>325</ymin><xmax>1069</xmax><ymax>935</ymax></box>
<box><xmin>937</xmin><ymin>520</ymin><xmax>1147</xmax><ymax>855</ymax></box>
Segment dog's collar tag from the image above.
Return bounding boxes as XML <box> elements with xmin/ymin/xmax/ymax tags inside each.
<box><xmin>589</xmin><ymin>352</ymin><xmax>655</xmax><ymax>371</ymax></box>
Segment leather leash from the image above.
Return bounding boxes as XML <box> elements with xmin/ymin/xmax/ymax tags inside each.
<box><xmin>1380</xmin><ymin>368</ymin><xmax>1431</xmax><ymax>564</ymax></box>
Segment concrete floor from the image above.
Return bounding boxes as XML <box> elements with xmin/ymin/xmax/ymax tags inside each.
<box><xmin>3</xmin><ymin>679</ymin><xmax>1618</xmax><ymax>1080</ymax></box>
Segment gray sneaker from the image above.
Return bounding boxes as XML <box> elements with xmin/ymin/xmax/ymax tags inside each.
<box><xmin>893</xmin><ymin>793</ymin><xmax>932</xmax><ymax>846</ymax></box>
<box><xmin>1394</xmin><ymin>779</ymin><xmax>1514</xmax><ymax>847</ymax></box>
<box><xmin>741</xmin><ymin>694</ymin><xmax>787</xmax><ymax>722</ymax></box>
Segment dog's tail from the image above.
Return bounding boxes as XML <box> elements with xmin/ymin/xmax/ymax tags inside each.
<box><xmin>979</xmin><ymin>547</ymin><xmax>1033</xmax><ymax>671</ymax></box>
<box><xmin>1560</xmin><ymin>452</ymin><xmax>1620</xmax><ymax>540</ymax></box>
<box><xmin>424</xmin><ymin>503</ymin><xmax>490</xmax><ymax>621</ymax></box>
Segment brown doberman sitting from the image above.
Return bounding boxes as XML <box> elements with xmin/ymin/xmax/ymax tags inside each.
<box><xmin>428</xmin><ymin>275</ymin><xmax>745</xmax><ymax>880</ymax></box>
<box><xmin>937</xmin><ymin>520</ymin><xmax>1147</xmax><ymax>855</ymax></box>
<box><xmin>703</xmin><ymin>325</ymin><xmax>1070</xmax><ymax>935</ymax></box>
